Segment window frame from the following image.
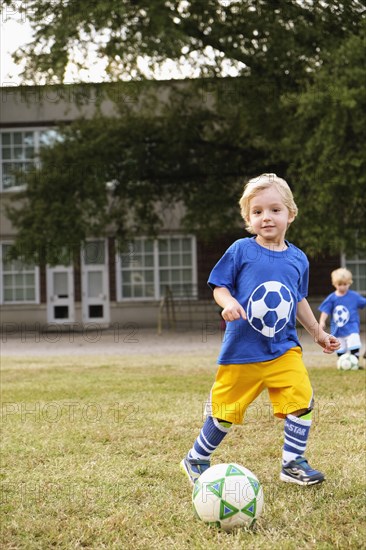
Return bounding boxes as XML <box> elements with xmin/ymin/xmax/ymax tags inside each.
<box><xmin>0</xmin><ymin>242</ymin><xmax>40</xmax><ymax>304</ymax></box>
<box><xmin>116</xmin><ymin>235</ymin><xmax>197</xmax><ymax>302</ymax></box>
<box><xmin>0</xmin><ymin>127</ymin><xmax>59</xmax><ymax>192</ymax></box>
<box><xmin>342</xmin><ymin>253</ymin><xmax>366</xmax><ymax>296</ymax></box>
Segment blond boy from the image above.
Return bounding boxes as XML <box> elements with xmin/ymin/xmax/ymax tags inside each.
<box><xmin>319</xmin><ymin>268</ymin><xmax>366</xmax><ymax>359</ymax></box>
<box><xmin>181</xmin><ymin>174</ymin><xmax>340</xmax><ymax>487</ymax></box>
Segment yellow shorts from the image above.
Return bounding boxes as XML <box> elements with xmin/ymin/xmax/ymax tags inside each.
<box><xmin>206</xmin><ymin>347</ymin><xmax>313</xmax><ymax>424</ymax></box>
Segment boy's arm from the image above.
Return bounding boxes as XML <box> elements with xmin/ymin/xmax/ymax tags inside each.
<box><xmin>319</xmin><ymin>311</ymin><xmax>328</xmax><ymax>330</ymax></box>
<box><xmin>297</xmin><ymin>298</ymin><xmax>340</xmax><ymax>354</ymax></box>
<box><xmin>213</xmin><ymin>286</ymin><xmax>246</xmax><ymax>322</ymax></box>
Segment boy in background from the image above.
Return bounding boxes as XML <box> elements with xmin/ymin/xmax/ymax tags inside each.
<box><xmin>319</xmin><ymin>267</ymin><xmax>366</xmax><ymax>362</ymax></box>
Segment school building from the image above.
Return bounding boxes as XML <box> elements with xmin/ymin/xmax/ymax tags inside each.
<box><xmin>0</xmin><ymin>82</ymin><xmax>365</xmax><ymax>332</ymax></box>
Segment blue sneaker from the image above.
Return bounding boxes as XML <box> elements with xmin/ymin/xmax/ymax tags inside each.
<box><xmin>180</xmin><ymin>455</ymin><xmax>210</xmax><ymax>486</ymax></box>
<box><xmin>280</xmin><ymin>456</ymin><xmax>325</xmax><ymax>486</ymax></box>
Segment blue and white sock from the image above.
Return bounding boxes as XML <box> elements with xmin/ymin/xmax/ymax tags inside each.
<box><xmin>282</xmin><ymin>413</ymin><xmax>312</xmax><ymax>465</ymax></box>
<box><xmin>188</xmin><ymin>416</ymin><xmax>231</xmax><ymax>460</ymax></box>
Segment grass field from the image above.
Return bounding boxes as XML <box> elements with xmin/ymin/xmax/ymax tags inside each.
<box><xmin>1</xmin><ymin>352</ymin><xmax>365</xmax><ymax>549</ymax></box>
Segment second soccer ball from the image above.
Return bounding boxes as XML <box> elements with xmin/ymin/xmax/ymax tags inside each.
<box><xmin>337</xmin><ymin>352</ymin><xmax>359</xmax><ymax>371</ymax></box>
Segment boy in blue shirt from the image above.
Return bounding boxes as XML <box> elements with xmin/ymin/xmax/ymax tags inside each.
<box><xmin>180</xmin><ymin>173</ymin><xmax>340</xmax><ymax>486</ymax></box>
<box><xmin>319</xmin><ymin>268</ymin><xmax>366</xmax><ymax>362</ymax></box>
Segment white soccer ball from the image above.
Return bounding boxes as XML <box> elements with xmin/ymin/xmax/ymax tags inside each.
<box><xmin>337</xmin><ymin>353</ymin><xmax>359</xmax><ymax>371</ymax></box>
<box><xmin>192</xmin><ymin>463</ymin><xmax>264</xmax><ymax>532</ymax></box>
<box><xmin>247</xmin><ymin>281</ymin><xmax>293</xmax><ymax>337</ymax></box>
<box><xmin>332</xmin><ymin>305</ymin><xmax>350</xmax><ymax>328</ymax></box>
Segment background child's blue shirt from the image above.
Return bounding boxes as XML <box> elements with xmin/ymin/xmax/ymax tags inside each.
<box><xmin>318</xmin><ymin>290</ymin><xmax>366</xmax><ymax>337</ymax></box>
<box><xmin>208</xmin><ymin>237</ymin><xmax>309</xmax><ymax>364</ymax></box>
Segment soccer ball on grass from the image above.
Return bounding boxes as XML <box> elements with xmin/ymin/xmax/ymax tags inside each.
<box><xmin>337</xmin><ymin>353</ymin><xmax>359</xmax><ymax>371</ymax></box>
<box><xmin>192</xmin><ymin>463</ymin><xmax>264</xmax><ymax>532</ymax></box>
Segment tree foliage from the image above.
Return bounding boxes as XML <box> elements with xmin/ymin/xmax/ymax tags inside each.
<box><xmin>6</xmin><ymin>81</ymin><xmax>270</xmax><ymax>263</ymax></box>
<box><xmin>2</xmin><ymin>0</ymin><xmax>365</xmax><ymax>261</ymax></box>
<box><xmin>3</xmin><ymin>0</ymin><xmax>363</xmax><ymax>84</ymax></box>
<box><xmin>284</xmin><ymin>26</ymin><xmax>366</xmax><ymax>255</ymax></box>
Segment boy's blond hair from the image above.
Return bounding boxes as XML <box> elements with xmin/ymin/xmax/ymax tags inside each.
<box><xmin>239</xmin><ymin>173</ymin><xmax>298</xmax><ymax>234</ymax></box>
<box><xmin>331</xmin><ymin>268</ymin><xmax>353</xmax><ymax>286</ymax></box>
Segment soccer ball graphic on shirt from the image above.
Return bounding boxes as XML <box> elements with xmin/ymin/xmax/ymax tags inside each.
<box><xmin>332</xmin><ymin>305</ymin><xmax>350</xmax><ymax>328</ymax></box>
<box><xmin>247</xmin><ymin>281</ymin><xmax>294</xmax><ymax>338</ymax></box>
<box><xmin>192</xmin><ymin>463</ymin><xmax>264</xmax><ymax>532</ymax></box>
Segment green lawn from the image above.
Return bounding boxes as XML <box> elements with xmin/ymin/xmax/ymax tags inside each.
<box><xmin>1</xmin><ymin>353</ymin><xmax>365</xmax><ymax>549</ymax></box>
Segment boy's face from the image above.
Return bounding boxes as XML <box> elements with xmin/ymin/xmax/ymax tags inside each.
<box><xmin>334</xmin><ymin>282</ymin><xmax>350</xmax><ymax>295</ymax></box>
<box><xmin>248</xmin><ymin>186</ymin><xmax>294</xmax><ymax>247</ymax></box>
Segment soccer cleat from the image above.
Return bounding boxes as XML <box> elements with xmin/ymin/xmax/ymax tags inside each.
<box><xmin>280</xmin><ymin>456</ymin><xmax>325</xmax><ymax>486</ymax></box>
<box><xmin>180</xmin><ymin>455</ymin><xmax>210</xmax><ymax>486</ymax></box>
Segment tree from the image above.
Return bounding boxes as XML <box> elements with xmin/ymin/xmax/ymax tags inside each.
<box><xmin>283</xmin><ymin>26</ymin><xmax>366</xmax><ymax>256</ymax></box>
<box><xmin>5</xmin><ymin>80</ymin><xmax>268</xmax><ymax>264</ymax></box>
<box><xmin>2</xmin><ymin>1</ymin><xmax>365</xmax><ymax>260</ymax></box>
<box><xmin>3</xmin><ymin>0</ymin><xmax>363</xmax><ymax>85</ymax></box>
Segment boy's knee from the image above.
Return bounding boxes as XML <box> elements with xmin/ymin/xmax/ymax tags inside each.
<box><xmin>217</xmin><ymin>418</ymin><xmax>232</xmax><ymax>429</ymax></box>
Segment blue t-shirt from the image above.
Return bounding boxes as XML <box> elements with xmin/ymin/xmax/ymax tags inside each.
<box><xmin>208</xmin><ymin>237</ymin><xmax>309</xmax><ymax>364</ymax></box>
<box><xmin>318</xmin><ymin>290</ymin><xmax>366</xmax><ymax>337</ymax></box>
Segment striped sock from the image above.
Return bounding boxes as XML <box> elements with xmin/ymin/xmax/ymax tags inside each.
<box><xmin>282</xmin><ymin>413</ymin><xmax>312</xmax><ymax>465</ymax></box>
<box><xmin>188</xmin><ymin>416</ymin><xmax>231</xmax><ymax>460</ymax></box>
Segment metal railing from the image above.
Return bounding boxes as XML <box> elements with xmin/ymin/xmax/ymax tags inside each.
<box><xmin>157</xmin><ymin>285</ymin><xmax>218</xmax><ymax>334</ymax></box>
<box><xmin>157</xmin><ymin>286</ymin><xmax>176</xmax><ymax>335</ymax></box>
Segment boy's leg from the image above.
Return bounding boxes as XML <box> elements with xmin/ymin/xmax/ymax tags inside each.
<box><xmin>336</xmin><ymin>336</ymin><xmax>347</xmax><ymax>357</ymax></box>
<box><xmin>280</xmin><ymin>410</ymin><xmax>325</xmax><ymax>485</ymax></box>
<box><xmin>180</xmin><ymin>362</ymin><xmax>262</xmax><ymax>486</ymax></box>
<box><xmin>265</xmin><ymin>347</ymin><xmax>325</xmax><ymax>486</ymax></box>
<box><xmin>180</xmin><ymin>416</ymin><xmax>231</xmax><ymax>485</ymax></box>
<box><xmin>188</xmin><ymin>415</ymin><xmax>232</xmax><ymax>461</ymax></box>
<box><xmin>282</xmin><ymin>411</ymin><xmax>312</xmax><ymax>464</ymax></box>
<box><xmin>346</xmin><ymin>333</ymin><xmax>362</xmax><ymax>360</ymax></box>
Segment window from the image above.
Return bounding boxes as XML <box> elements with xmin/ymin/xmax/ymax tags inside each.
<box><xmin>119</xmin><ymin>239</ymin><xmax>155</xmax><ymax>299</ymax></box>
<box><xmin>1</xmin><ymin>244</ymin><xmax>39</xmax><ymax>303</ymax></box>
<box><xmin>158</xmin><ymin>237</ymin><xmax>196</xmax><ymax>297</ymax></box>
<box><xmin>0</xmin><ymin>128</ymin><xmax>60</xmax><ymax>191</ymax></box>
<box><xmin>343</xmin><ymin>255</ymin><xmax>366</xmax><ymax>295</ymax></box>
<box><xmin>117</xmin><ymin>236</ymin><xmax>197</xmax><ymax>300</ymax></box>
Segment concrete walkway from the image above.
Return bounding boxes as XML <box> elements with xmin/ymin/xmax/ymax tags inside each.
<box><xmin>1</xmin><ymin>326</ymin><xmax>221</xmax><ymax>357</ymax></box>
<box><xmin>1</xmin><ymin>325</ymin><xmax>365</xmax><ymax>360</ymax></box>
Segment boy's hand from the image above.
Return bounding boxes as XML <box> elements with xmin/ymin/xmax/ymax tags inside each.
<box><xmin>316</xmin><ymin>331</ymin><xmax>341</xmax><ymax>354</ymax></box>
<box><xmin>221</xmin><ymin>299</ymin><xmax>247</xmax><ymax>322</ymax></box>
